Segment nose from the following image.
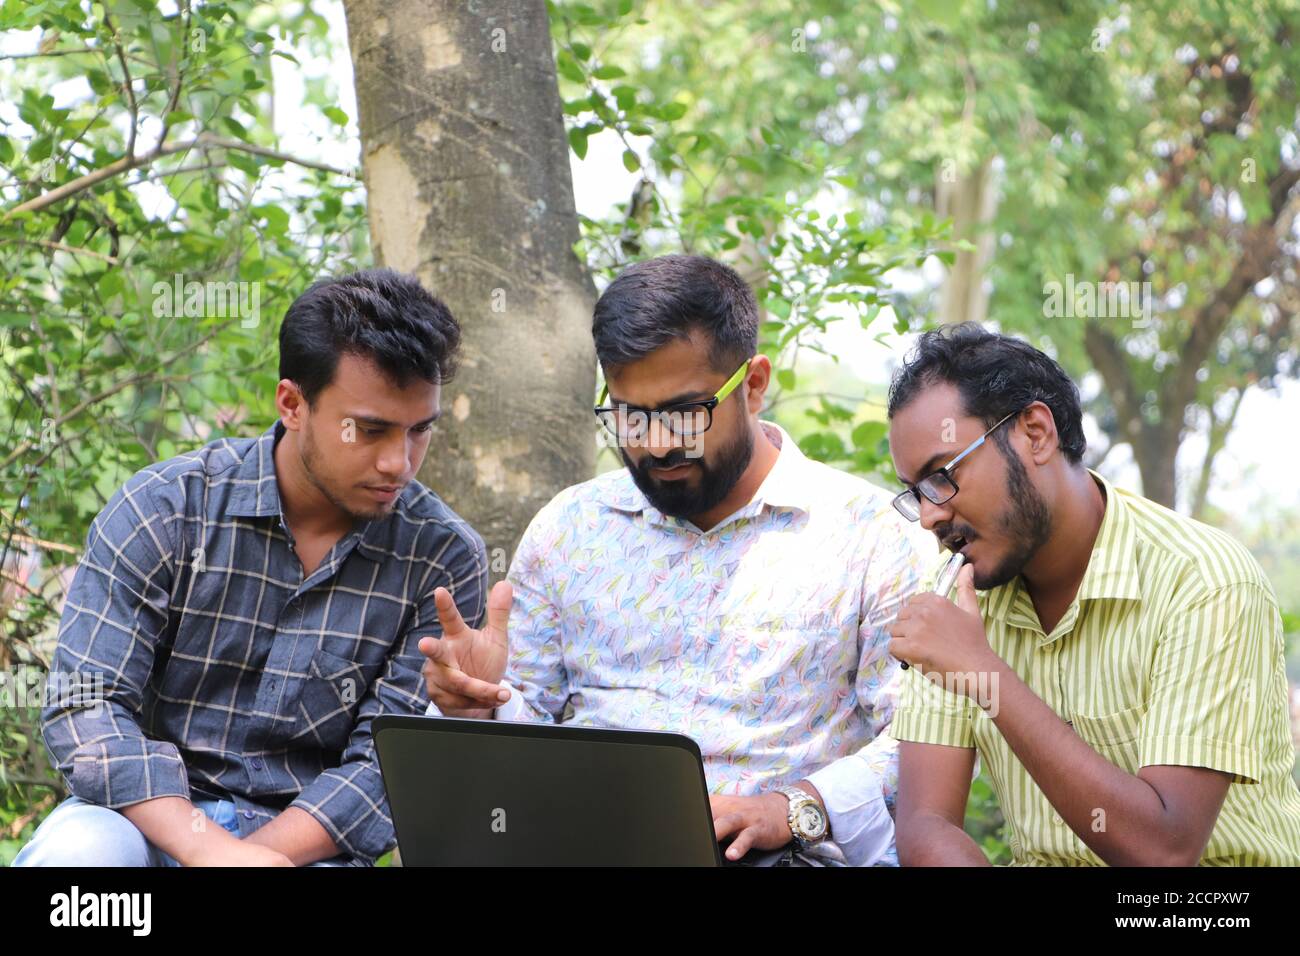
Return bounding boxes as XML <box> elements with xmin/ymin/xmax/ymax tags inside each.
<box><xmin>376</xmin><ymin>432</ymin><xmax>412</xmax><ymax>481</ymax></box>
<box><xmin>644</xmin><ymin>413</ymin><xmax>686</xmax><ymax>460</ymax></box>
<box><xmin>917</xmin><ymin>494</ymin><xmax>954</xmax><ymax>532</ymax></box>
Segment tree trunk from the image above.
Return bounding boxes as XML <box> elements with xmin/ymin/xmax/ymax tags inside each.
<box><xmin>935</xmin><ymin>155</ymin><xmax>998</xmax><ymax>326</ymax></box>
<box><xmin>1190</xmin><ymin>387</ymin><xmax>1246</xmax><ymax>521</ymax></box>
<box><xmin>344</xmin><ymin>0</ymin><xmax>597</xmax><ymax>569</ymax></box>
<box><xmin>1131</xmin><ymin>420</ymin><xmax>1180</xmax><ymax>510</ymax></box>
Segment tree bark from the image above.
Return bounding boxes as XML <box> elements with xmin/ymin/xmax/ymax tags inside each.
<box><xmin>344</xmin><ymin>0</ymin><xmax>597</xmax><ymax>569</ymax></box>
<box><xmin>935</xmin><ymin>155</ymin><xmax>998</xmax><ymax>326</ymax></box>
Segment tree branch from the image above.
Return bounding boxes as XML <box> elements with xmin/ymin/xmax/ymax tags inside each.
<box><xmin>2</xmin><ymin>133</ymin><xmax>356</xmax><ymax>219</ymax></box>
<box><xmin>0</xmin><ymin>237</ymin><xmax>119</xmax><ymax>264</ymax></box>
<box><xmin>1163</xmin><ymin>168</ymin><xmax>1300</xmax><ymax>422</ymax></box>
<box><xmin>1082</xmin><ymin>320</ymin><xmax>1143</xmax><ymax>445</ymax></box>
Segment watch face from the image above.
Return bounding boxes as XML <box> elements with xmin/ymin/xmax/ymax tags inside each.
<box><xmin>796</xmin><ymin>805</ymin><xmax>827</xmax><ymax>839</ymax></box>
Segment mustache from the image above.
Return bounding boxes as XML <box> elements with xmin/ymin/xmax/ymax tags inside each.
<box><xmin>934</xmin><ymin>521</ymin><xmax>977</xmax><ymax>545</ymax></box>
<box><xmin>641</xmin><ymin>451</ymin><xmax>692</xmax><ymax>471</ymax></box>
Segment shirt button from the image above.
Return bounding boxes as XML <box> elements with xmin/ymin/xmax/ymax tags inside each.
<box><xmin>251</xmin><ymin>759</ymin><xmax>263</xmax><ymax>770</ymax></box>
<box><xmin>1052</xmin><ymin>814</ymin><xmax>1064</xmax><ymax>825</ymax></box>
<box><xmin>242</xmin><ymin>810</ymin><xmax>256</xmax><ymax>820</ymax></box>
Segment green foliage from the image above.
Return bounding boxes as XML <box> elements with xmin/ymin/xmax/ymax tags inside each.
<box><xmin>1</xmin><ymin>0</ymin><xmax>368</xmax><ymax>839</ymax></box>
<box><xmin>549</xmin><ymin>0</ymin><xmax>951</xmax><ymax>481</ymax></box>
<box><xmin>965</xmin><ymin>769</ymin><xmax>1013</xmax><ymax>865</ymax></box>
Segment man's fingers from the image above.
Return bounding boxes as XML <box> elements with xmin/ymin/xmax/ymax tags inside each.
<box><xmin>724</xmin><ymin>825</ymin><xmax>757</xmax><ymax>861</ymax></box>
<box><xmin>712</xmin><ymin>811</ymin><xmax>744</xmax><ymax>842</ymax></box>
<box><xmin>418</xmin><ymin>635</ymin><xmax>453</xmax><ymax>666</ymax></box>
<box><xmin>431</xmin><ymin>665</ymin><xmax>511</xmax><ymax>706</ymax></box>
<box><xmin>433</xmin><ymin>689</ymin><xmax>500</xmax><ymax>712</ymax></box>
<box><xmin>484</xmin><ymin>580</ymin><xmax>513</xmax><ymax>645</ymax></box>
<box><xmin>889</xmin><ymin>637</ymin><xmax>913</xmax><ymax>668</ymax></box>
<box><xmin>954</xmin><ymin>563</ymin><xmax>980</xmax><ymax>614</ymax></box>
<box><xmin>433</xmin><ymin>587</ymin><xmax>469</xmax><ymax>639</ymax></box>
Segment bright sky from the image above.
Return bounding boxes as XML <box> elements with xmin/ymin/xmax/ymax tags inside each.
<box><xmin>5</xmin><ymin>4</ymin><xmax>1294</xmax><ymax>519</ymax></box>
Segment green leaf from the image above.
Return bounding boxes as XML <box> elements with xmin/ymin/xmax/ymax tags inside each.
<box><xmin>851</xmin><ymin>420</ymin><xmax>887</xmax><ymax>449</ymax></box>
<box><xmin>322</xmin><ymin>106</ymin><xmax>349</xmax><ymax>126</ymax></box>
<box><xmin>258</xmin><ymin>204</ymin><xmax>290</xmax><ymax>235</ymax></box>
<box><xmin>568</xmin><ymin>127</ymin><xmax>589</xmax><ymax>160</ymax></box>
<box><xmin>556</xmin><ymin>49</ymin><xmax>585</xmax><ymax>84</ymax></box>
<box><xmin>221</xmin><ymin>116</ymin><xmax>250</xmax><ymax>141</ymax></box>
<box><xmin>592</xmin><ymin>64</ymin><xmax>626</xmax><ymax>80</ymax></box>
<box><xmin>776</xmin><ymin>368</ymin><xmax>796</xmax><ymax>390</ymax></box>
<box><xmin>621</xmin><ymin>148</ymin><xmax>640</xmax><ymax>172</ymax></box>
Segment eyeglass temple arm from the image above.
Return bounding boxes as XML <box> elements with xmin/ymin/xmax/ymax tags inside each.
<box><xmin>941</xmin><ymin>435</ymin><xmax>985</xmax><ymax>474</ymax></box>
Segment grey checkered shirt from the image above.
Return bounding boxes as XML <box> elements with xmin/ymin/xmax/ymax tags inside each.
<box><xmin>41</xmin><ymin>419</ymin><xmax>487</xmax><ymax>863</ymax></box>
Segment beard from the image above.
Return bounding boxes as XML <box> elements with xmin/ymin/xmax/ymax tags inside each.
<box><xmin>299</xmin><ymin>420</ymin><xmax>389</xmax><ymax>523</ymax></box>
<box><xmin>975</xmin><ymin>441</ymin><xmax>1053</xmax><ymax>590</ymax></box>
<box><xmin>621</xmin><ymin>418</ymin><xmax>755</xmax><ymax>521</ymax></box>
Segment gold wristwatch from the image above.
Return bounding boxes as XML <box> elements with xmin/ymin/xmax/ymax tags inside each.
<box><xmin>777</xmin><ymin>785</ymin><xmax>828</xmax><ymax>849</ymax></box>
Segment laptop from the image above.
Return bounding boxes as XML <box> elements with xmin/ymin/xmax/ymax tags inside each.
<box><xmin>373</xmin><ymin>714</ymin><xmax>724</xmax><ymax>866</ymax></box>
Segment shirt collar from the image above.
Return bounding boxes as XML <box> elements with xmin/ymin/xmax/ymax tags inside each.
<box><xmin>983</xmin><ymin>468</ymin><xmax>1142</xmax><ymax>628</ymax></box>
<box><xmin>601</xmin><ymin>420</ymin><xmax>814</xmax><ymax>522</ymax></box>
<box><xmin>1075</xmin><ymin>468</ymin><xmax>1143</xmax><ymax>603</ymax></box>
<box><xmin>225</xmin><ymin>419</ymin><xmax>383</xmax><ymax>563</ymax></box>
<box><xmin>225</xmin><ymin>420</ymin><xmax>285</xmax><ymax>518</ymax></box>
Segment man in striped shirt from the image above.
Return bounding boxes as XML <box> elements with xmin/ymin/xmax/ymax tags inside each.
<box><xmin>886</xmin><ymin>324</ymin><xmax>1300</xmax><ymax>866</ymax></box>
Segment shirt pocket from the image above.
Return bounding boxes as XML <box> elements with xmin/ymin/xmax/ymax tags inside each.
<box><xmin>1071</xmin><ymin>704</ymin><xmax>1144</xmax><ymax>773</ymax></box>
<box><xmin>290</xmin><ymin>647</ymin><xmax>368</xmax><ymax>749</ymax></box>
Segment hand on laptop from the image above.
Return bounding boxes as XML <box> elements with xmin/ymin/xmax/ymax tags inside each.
<box><xmin>418</xmin><ymin>580</ymin><xmax>513</xmax><ymax>717</ymax></box>
<box><xmin>710</xmin><ymin>792</ymin><xmax>798</xmax><ymax>862</ymax></box>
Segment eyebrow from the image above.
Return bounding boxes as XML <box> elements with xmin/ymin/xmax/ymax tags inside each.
<box><xmin>351</xmin><ymin>413</ymin><xmax>441</xmax><ymax>428</ymax></box>
<box><xmin>606</xmin><ymin>389</ymin><xmax>712</xmax><ymax>409</ymax></box>
<box><xmin>896</xmin><ymin>451</ymin><xmax>949</xmax><ymax>487</ymax></box>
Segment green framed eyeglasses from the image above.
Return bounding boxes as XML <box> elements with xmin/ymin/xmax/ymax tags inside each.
<box><xmin>594</xmin><ymin>358</ymin><xmax>751</xmax><ymax>441</ymax></box>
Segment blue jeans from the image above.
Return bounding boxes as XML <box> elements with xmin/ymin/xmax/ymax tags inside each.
<box><xmin>12</xmin><ymin>795</ymin><xmax>367</xmax><ymax>867</ymax></box>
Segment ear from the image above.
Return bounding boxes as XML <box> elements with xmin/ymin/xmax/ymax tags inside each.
<box><xmin>1019</xmin><ymin>400</ymin><xmax>1059</xmax><ymax>465</ymax></box>
<box><xmin>743</xmin><ymin>354</ymin><xmax>772</xmax><ymax>415</ymax></box>
<box><xmin>276</xmin><ymin>379</ymin><xmax>306</xmax><ymax>431</ymax></box>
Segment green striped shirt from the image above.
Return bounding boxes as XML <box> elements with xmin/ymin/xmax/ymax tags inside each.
<box><xmin>891</xmin><ymin>469</ymin><xmax>1300</xmax><ymax>866</ymax></box>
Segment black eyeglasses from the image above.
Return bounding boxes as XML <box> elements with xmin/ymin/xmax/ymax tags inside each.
<box><xmin>593</xmin><ymin>359</ymin><xmax>750</xmax><ymax>442</ymax></box>
<box><xmin>891</xmin><ymin>408</ymin><xmax>1022</xmax><ymax>521</ymax></box>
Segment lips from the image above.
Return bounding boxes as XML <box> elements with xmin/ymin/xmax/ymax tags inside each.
<box><xmin>650</xmin><ymin>462</ymin><xmax>694</xmax><ymax>480</ymax></box>
<box><xmin>944</xmin><ymin>533</ymin><xmax>973</xmax><ymax>556</ymax></box>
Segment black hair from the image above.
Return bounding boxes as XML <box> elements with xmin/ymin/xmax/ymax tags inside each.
<box><xmin>886</xmin><ymin>323</ymin><xmax>1087</xmax><ymax>464</ymax></box>
<box><xmin>279</xmin><ymin>268</ymin><xmax>461</xmax><ymax>406</ymax></box>
<box><xmin>592</xmin><ymin>254</ymin><xmax>758</xmax><ymax>373</ymax></box>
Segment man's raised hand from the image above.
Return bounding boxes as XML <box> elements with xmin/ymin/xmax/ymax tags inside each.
<box><xmin>418</xmin><ymin>580</ymin><xmax>513</xmax><ymax>717</ymax></box>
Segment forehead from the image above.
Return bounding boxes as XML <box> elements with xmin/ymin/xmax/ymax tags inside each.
<box><xmin>604</xmin><ymin>331</ymin><xmax>724</xmax><ymax>405</ymax></box>
<box><xmin>888</xmin><ymin>382</ymin><xmax>979</xmax><ymax>481</ymax></box>
<box><xmin>322</xmin><ymin>352</ymin><xmax>441</xmax><ymax>414</ymax></box>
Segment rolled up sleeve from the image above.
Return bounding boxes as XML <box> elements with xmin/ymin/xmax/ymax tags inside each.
<box><xmin>41</xmin><ymin>473</ymin><xmax>191</xmax><ymax>808</ymax></box>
